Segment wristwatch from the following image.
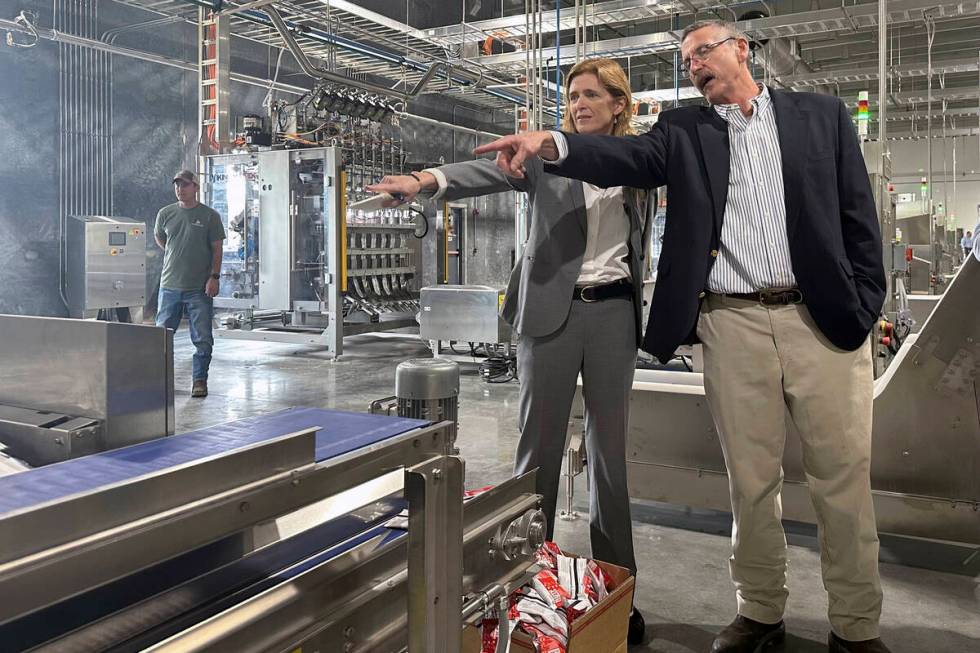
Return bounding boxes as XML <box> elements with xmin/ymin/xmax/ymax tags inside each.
<box><xmin>210</xmin><ymin>273</ymin><xmax>220</xmax><ymax>280</ymax></box>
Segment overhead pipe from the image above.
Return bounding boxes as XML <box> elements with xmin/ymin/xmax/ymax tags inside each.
<box><xmin>926</xmin><ymin>14</ymin><xmax>935</xmax><ymax>215</ymax></box>
<box><xmin>555</xmin><ymin>0</ymin><xmax>561</xmax><ymax>128</ymax></box>
<box><xmin>2</xmin><ymin>17</ymin><xmax>506</xmax><ymax>145</ymax></box>
<box><xmin>942</xmin><ymin>90</ymin><xmax>949</xmax><ymax>225</ymax></box>
<box><xmin>101</xmin><ymin>15</ymin><xmax>182</xmax><ymax>43</ymax></box>
<box><xmin>171</xmin><ymin>0</ymin><xmax>525</xmax><ymax>104</ymax></box>
<box><xmin>951</xmin><ymin>119</ymin><xmax>956</xmax><ymax>232</ymax></box>
<box><xmin>265</xmin><ymin>5</ymin><xmax>480</xmax><ymax>101</ymax></box>
<box><xmin>755</xmin><ymin>38</ymin><xmax>832</xmax><ymax>93</ymax></box>
<box><xmin>176</xmin><ymin>0</ymin><xmax>559</xmax><ymax>114</ymax></box>
<box><xmin>673</xmin><ymin>12</ymin><xmax>679</xmax><ymax>107</ymax></box>
<box><xmin>2</xmin><ymin>16</ymin><xmax>196</xmax><ymax>68</ymax></box>
<box><xmin>46</xmin><ymin>0</ymin><xmax>111</xmax><ymax>311</ymax></box>
<box><xmin>397</xmin><ymin>110</ymin><xmax>504</xmax><ymax>140</ymax></box>
<box><xmin>925</xmin><ymin>12</ymin><xmax>937</xmax><ymax>288</ymax></box>
<box><xmin>878</xmin><ymin>0</ymin><xmax>887</xmax><ymax>145</ymax></box>
<box><xmin>406</xmin><ymin>57</ymin><xmax>482</xmax><ymax>98</ymax></box>
<box><xmin>524</xmin><ymin>0</ymin><xmax>531</xmax><ymax>129</ymax></box>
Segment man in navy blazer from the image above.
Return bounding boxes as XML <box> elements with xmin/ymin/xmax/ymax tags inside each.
<box><xmin>475</xmin><ymin>19</ymin><xmax>890</xmax><ymax>653</ymax></box>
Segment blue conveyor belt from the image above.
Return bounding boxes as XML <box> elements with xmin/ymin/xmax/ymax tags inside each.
<box><xmin>0</xmin><ymin>407</ymin><xmax>429</xmax><ymax>516</ymax></box>
<box><xmin>2</xmin><ymin>495</ymin><xmax>409</xmax><ymax>651</ymax></box>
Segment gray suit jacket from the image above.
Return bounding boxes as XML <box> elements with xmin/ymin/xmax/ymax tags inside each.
<box><xmin>429</xmin><ymin>157</ymin><xmax>653</xmax><ymax>343</ymax></box>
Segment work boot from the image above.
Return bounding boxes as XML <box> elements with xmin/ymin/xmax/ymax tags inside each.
<box><xmin>710</xmin><ymin>615</ymin><xmax>785</xmax><ymax>652</ymax></box>
<box><xmin>829</xmin><ymin>632</ymin><xmax>892</xmax><ymax>652</ymax></box>
<box><xmin>191</xmin><ymin>379</ymin><xmax>208</xmax><ymax>398</ymax></box>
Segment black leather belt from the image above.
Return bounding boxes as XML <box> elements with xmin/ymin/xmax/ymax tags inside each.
<box><xmin>573</xmin><ymin>279</ymin><xmax>633</xmax><ymax>302</ymax></box>
<box><xmin>717</xmin><ymin>288</ymin><xmax>804</xmax><ymax>306</ymax></box>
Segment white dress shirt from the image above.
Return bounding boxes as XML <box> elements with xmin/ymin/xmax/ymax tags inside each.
<box><xmin>577</xmin><ymin>183</ymin><xmax>631</xmax><ymax>285</ymax></box>
<box><xmin>424</xmin><ymin>167</ymin><xmax>631</xmax><ymax>286</ymax></box>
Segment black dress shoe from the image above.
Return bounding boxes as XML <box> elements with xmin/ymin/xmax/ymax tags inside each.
<box><xmin>628</xmin><ymin>608</ymin><xmax>646</xmax><ymax>645</ymax></box>
<box><xmin>829</xmin><ymin>632</ymin><xmax>892</xmax><ymax>652</ymax></box>
<box><xmin>710</xmin><ymin>615</ymin><xmax>785</xmax><ymax>653</ymax></box>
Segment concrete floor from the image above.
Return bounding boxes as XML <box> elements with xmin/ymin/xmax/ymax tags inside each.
<box><xmin>173</xmin><ymin>329</ymin><xmax>980</xmax><ymax>653</ymax></box>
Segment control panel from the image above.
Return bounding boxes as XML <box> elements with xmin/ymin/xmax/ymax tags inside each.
<box><xmin>65</xmin><ymin>215</ymin><xmax>147</xmax><ymax>317</ymax></box>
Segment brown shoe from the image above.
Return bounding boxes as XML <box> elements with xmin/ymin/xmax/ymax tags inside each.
<box><xmin>829</xmin><ymin>632</ymin><xmax>892</xmax><ymax>652</ymax></box>
<box><xmin>711</xmin><ymin>615</ymin><xmax>785</xmax><ymax>652</ymax></box>
<box><xmin>191</xmin><ymin>379</ymin><xmax>208</xmax><ymax>398</ymax></box>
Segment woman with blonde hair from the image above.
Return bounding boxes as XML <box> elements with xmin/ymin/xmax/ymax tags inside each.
<box><xmin>367</xmin><ymin>58</ymin><xmax>652</xmax><ymax>644</ymax></box>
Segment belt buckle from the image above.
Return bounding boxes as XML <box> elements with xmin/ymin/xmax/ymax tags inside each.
<box><xmin>759</xmin><ymin>288</ymin><xmax>801</xmax><ymax>306</ymax></box>
<box><xmin>580</xmin><ymin>285</ymin><xmax>599</xmax><ymax>303</ymax></box>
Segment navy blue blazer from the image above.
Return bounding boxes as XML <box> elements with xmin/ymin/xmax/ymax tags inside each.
<box><xmin>547</xmin><ymin>88</ymin><xmax>886</xmax><ymax>363</ymax></box>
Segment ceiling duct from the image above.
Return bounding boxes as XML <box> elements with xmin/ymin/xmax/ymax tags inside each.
<box><xmin>739</xmin><ymin>10</ymin><xmax>834</xmax><ymax>95</ymax></box>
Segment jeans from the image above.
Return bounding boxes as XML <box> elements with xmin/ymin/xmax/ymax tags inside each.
<box><xmin>156</xmin><ymin>288</ymin><xmax>214</xmax><ymax>381</ymax></box>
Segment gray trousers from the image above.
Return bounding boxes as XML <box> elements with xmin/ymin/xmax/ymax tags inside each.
<box><xmin>514</xmin><ymin>295</ymin><xmax>638</xmax><ymax>574</ymax></box>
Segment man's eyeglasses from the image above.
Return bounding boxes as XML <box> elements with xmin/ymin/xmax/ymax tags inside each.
<box><xmin>174</xmin><ymin>180</ymin><xmax>193</xmax><ymax>188</ymax></box>
<box><xmin>678</xmin><ymin>36</ymin><xmax>738</xmax><ymax>75</ymax></box>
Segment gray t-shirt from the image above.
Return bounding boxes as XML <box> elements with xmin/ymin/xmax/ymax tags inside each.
<box><xmin>154</xmin><ymin>202</ymin><xmax>225</xmax><ymax>291</ymax></box>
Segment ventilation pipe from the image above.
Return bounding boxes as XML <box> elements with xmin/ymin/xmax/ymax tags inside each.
<box><xmin>740</xmin><ymin>10</ymin><xmax>834</xmax><ymax>95</ymax></box>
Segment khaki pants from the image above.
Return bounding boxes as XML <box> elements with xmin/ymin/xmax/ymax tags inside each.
<box><xmin>698</xmin><ymin>293</ymin><xmax>882</xmax><ymax>641</ymax></box>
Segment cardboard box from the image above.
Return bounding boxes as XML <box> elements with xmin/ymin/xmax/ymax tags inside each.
<box><xmin>463</xmin><ymin>560</ymin><xmax>635</xmax><ymax>653</ymax></box>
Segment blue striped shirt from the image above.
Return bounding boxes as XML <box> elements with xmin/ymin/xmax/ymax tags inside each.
<box><xmin>708</xmin><ymin>85</ymin><xmax>797</xmax><ymax>293</ymax></box>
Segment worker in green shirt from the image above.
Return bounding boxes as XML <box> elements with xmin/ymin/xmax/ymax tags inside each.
<box><xmin>154</xmin><ymin>170</ymin><xmax>225</xmax><ymax>398</ymax></box>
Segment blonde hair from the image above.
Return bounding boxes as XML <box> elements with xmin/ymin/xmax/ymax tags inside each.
<box><xmin>561</xmin><ymin>58</ymin><xmax>635</xmax><ymax>136</ymax></box>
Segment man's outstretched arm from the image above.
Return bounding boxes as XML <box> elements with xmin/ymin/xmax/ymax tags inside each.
<box><xmin>473</xmin><ymin>121</ymin><xmax>669</xmax><ymax>190</ymax></box>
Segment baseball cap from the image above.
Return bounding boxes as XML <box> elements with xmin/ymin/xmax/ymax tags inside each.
<box><xmin>173</xmin><ymin>170</ymin><xmax>199</xmax><ymax>185</ymax></box>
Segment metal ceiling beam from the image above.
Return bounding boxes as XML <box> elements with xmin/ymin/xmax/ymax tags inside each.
<box><xmin>105</xmin><ymin>0</ymin><xmax>526</xmax><ymax>111</ymax></box>
<box><xmin>474</xmin><ymin>0</ymin><xmax>980</xmax><ymax>71</ymax></box>
<box><xmin>632</xmin><ymin>88</ymin><xmax>980</xmax><ymax>120</ymax></box>
<box><xmin>306</xmin><ymin>0</ymin><xmax>433</xmax><ymax>43</ymax></box>
<box><xmin>736</xmin><ymin>0</ymin><xmax>980</xmax><ymax>39</ymax></box>
<box><xmin>847</xmin><ymin>85</ymin><xmax>980</xmax><ymax>106</ymax></box>
<box><xmin>633</xmin><ymin>86</ymin><xmax>702</xmax><ymax>102</ymax></box>
<box><xmin>803</xmin><ymin>32</ymin><xmax>980</xmax><ymax>56</ymax></box>
<box><xmin>810</xmin><ymin>47</ymin><xmax>980</xmax><ymax>70</ymax></box>
<box><xmin>781</xmin><ymin>55</ymin><xmax>980</xmax><ymax>87</ymax></box>
<box><xmin>800</xmin><ymin>19</ymin><xmax>980</xmax><ymax>50</ymax></box>
<box><xmin>0</xmin><ymin>14</ymin><xmax>512</xmax><ymax>141</ymax></box>
<box><xmin>215</xmin><ymin>0</ymin><xmax>278</xmax><ymax>16</ymax></box>
<box><xmin>107</xmin><ymin>0</ymin><xmax>980</xmax><ymax>115</ymax></box>
<box><xmin>881</xmin><ymin>107</ymin><xmax>980</xmax><ymax>122</ymax></box>
<box><xmin>179</xmin><ymin>0</ymin><xmax>537</xmax><ymax>108</ymax></box>
<box><xmin>474</xmin><ymin>29</ymin><xmax>679</xmax><ymax>70</ymax></box>
<box><xmin>886</xmin><ymin>126</ymin><xmax>980</xmax><ymax>139</ymax></box>
<box><xmin>421</xmin><ymin>0</ymin><xmax>692</xmax><ymax>45</ymax></box>
<box><xmin>617</xmin><ymin>51</ymin><xmax>979</xmax><ymax>90</ymax></box>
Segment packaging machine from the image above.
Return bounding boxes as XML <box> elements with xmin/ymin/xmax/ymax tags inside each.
<box><xmin>0</xmin><ymin>406</ymin><xmax>546</xmax><ymax>652</ymax></box>
<box><xmin>204</xmin><ymin>143</ymin><xmax>423</xmax><ymax>356</ymax></box>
